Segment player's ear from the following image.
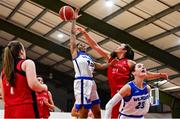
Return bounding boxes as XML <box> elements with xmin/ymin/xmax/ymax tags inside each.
<box><xmin>132</xmin><ymin>71</ymin><xmax>136</xmax><ymax>76</ymax></box>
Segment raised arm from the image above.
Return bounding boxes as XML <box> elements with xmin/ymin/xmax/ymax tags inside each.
<box><xmin>70</xmin><ymin>8</ymin><xmax>81</xmax><ymax>59</ymax></box>
<box><xmin>76</xmin><ymin>28</ymin><xmax>110</xmax><ymax>60</ymax></box>
<box><xmin>70</xmin><ymin>19</ymin><xmax>78</xmax><ymax>59</ymax></box>
<box><xmin>145</xmin><ymin>72</ymin><xmax>168</xmax><ymax>80</ymax></box>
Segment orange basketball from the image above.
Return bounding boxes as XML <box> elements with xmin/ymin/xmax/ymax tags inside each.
<box><xmin>59</xmin><ymin>6</ymin><xmax>74</xmax><ymax>21</ymax></box>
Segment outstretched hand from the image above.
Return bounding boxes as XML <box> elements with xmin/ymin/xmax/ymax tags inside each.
<box><xmin>73</xmin><ymin>8</ymin><xmax>81</xmax><ymax>20</ymax></box>
<box><xmin>160</xmin><ymin>73</ymin><xmax>168</xmax><ymax>80</ymax></box>
<box><xmin>71</xmin><ymin>8</ymin><xmax>81</xmax><ymax>34</ymax></box>
<box><xmin>75</xmin><ymin>27</ymin><xmax>86</xmax><ymax>33</ymax></box>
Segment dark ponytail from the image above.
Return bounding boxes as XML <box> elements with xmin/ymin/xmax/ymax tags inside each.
<box><xmin>2</xmin><ymin>41</ymin><xmax>23</xmax><ymax>86</ymax></box>
<box><xmin>110</xmin><ymin>51</ymin><xmax>117</xmax><ymax>59</ymax></box>
<box><xmin>124</xmin><ymin>44</ymin><xmax>134</xmax><ymax>60</ymax></box>
<box><xmin>129</xmin><ymin>63</ymin><xmax>136</xmax><ymax>81</ymax></box>
<box><xmin>124</xmin><ymin>44</ymin><xmax>135</xmax><ymax>81</ymax></box>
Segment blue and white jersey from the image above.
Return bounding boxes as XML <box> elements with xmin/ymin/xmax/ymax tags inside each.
<box><xmin>120</xmin><ymin>81</ymin><xmax>150</xmax><ymax>118</ymax></box>
<box><xmin>72</xmin><ymin>51</ymin><xmax>95</xmax><ymax>78</ymax></box>
<box><xmin>73</xmin><ymin>51</ymin><xmax>100</xmax><ymax>109</ymax></box>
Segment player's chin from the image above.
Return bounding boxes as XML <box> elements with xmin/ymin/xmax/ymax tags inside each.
<box><xmin>82</xmin><ymin>49</ymin><xmax>87</xmax><ymax>52</ymax></box>
<box><xmin>139</xmin><ymin>73</ymin><xmax>146</xmax><ymax>78</ymax></box>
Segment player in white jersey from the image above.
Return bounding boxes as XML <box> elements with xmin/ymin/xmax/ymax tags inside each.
<box><xmin>70</xmin><ymin>8</ymin><xmax>116</xmax><ymax>119</ymax></box>
<box><xmin>105</xmin><ymin>63</ymin><xmax>168</xmax><ymax>119</ymax></box>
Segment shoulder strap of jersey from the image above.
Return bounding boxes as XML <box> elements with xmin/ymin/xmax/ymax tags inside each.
<box><xmin>123</xmin><ymin>81</ymin><xmax>133</xmax><ymax>102</ymax></box>
<box><xmin>108</xmin><ymin>57</ymin><xmax>113</xmax><ymax>63</ymax></box>
<box><xmin>72</xmin><ymin>51</ymin><xmax>83</xmax><ymax>60</ymax></box>
<box><xmin>128</xmin><ymin>81</ymin><xmax>136</xmax><ymax>93</ymax></box>
<box><xmin>124</xmin><ymin>58</ymin><xmax>131</xmax><ymax>70</ymax></box>
<box><xmin>15</xmin><ymin>59</ymin><xmax>26</xmax><ymax>76</ymax></box>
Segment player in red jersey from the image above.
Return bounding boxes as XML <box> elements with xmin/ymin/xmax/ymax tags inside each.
<box><xmin>36</xmin><ymin>77</ymin><xmax>55</xmax><ymax>118</ymax></box>
<box><xmin>0</xmin><ymin>41</ymin><xmax>47</xmax><ymax>118</ymax></box>
<box><xmin>76</xmin><ymin>28</ymin><xmax>168</xmax><ymax>118</ymax></box>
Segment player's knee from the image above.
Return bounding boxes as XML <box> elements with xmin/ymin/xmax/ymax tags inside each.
<box><xmin>71</xmin><ymin>112</ymin><xmax>77</xmax><ymax>117</ymax></box>
<box><xmin>93</xmin><ymin>110</ymin><xmax>101</xmax><ymax>118</ymax></box>
<box><xmin>71</xmin><ymin>109</ymin><xmax>78</xmax><ymax>117</ymax></box>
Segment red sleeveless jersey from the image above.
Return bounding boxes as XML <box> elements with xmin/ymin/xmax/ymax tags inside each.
<box><xmin>36</xmin><ymin>91</ymin><xmax>50</xmax><ymax>118</ymax></box>
<box><xmin>1</xmin><ymin>60</ymin><xmax>33</xmax><ymax>107</ymax></box>
<box><xmin>107</xmin><ymin>58</ymin><xmax>130</xmax><ymax>96</ymax></box>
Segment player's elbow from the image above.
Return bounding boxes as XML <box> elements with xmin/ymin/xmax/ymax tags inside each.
<box><xmin>105</xmin><ymin>102</ymin><xmax>112</xmax><ymax>111</ymax></box>
<box><xmin>105</xmin><ymin>103</ymin><xmax>112</xmax><ymax>119</ymax></box>
<box><xmin>29</xmin><ymin>83</ymin><xmax>40</xmax><ymax>91</ymax></box>
<box><xmin>105</xmin><ymin>104</ymin><xmax>109</xmax><ymax>110</ymax></box>
<box><xmin>29</xmin><ymin>83</ymin><xmax>46</xmax><ymax>92</ymax></box>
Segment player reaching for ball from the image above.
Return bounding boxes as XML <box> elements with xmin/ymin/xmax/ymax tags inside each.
<box><xmin>59</xmin><ymin>6</ymin><xmax>75</xmax><ymax>21</ymax></box>
<box><xmin>69</xmin><ymin>8</ymin><xmax>117</xmax><ymax>118</ymax></box>
<box><xmin>75</xmin><ymin>27</ymin><xmax>168</xmax><ymax>119</ymax></box>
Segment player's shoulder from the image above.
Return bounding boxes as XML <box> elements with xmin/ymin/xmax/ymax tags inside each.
<box><xmin>23</xmin><ymin>59</ymin><xmax>34</xmax><ymax>64</ymax></box>
<box><xmin>122</xmin><ymin>83</ymin><xmax>132</xmax><ymax>92</ymax></box>
<box><xmin>127</xmin><ymin>60</ymin><xmax>136</xmax><ymax>69</ymax></box>
<box><xmin>22</xmin><ymin>59</ymin><xmax>35</xmax><ymax>68</ymax></box>
<box><xmin>127</xmin><ymin>81</ymin><xmax>134</xmax><ymax>88</ymax></box>
<box><xmin>128</xmin><ymin>59</ymin><xmax>136</xmax><ymax>64</ymax></box>
<box><xmin>119</xmin><ymin>84</ymin><xmax>132</xmax><ymax>97</ymax></box>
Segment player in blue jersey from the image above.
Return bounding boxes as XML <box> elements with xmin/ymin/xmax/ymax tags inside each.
<box><xmin>105</xmin><ymin>63</ymin><xmax>167</xmax><ymax>119</ymax></box>
<box><xmin>70</xmin><ymin>9</ymin><xmax>117</xmax><ymax>119</ymax></box>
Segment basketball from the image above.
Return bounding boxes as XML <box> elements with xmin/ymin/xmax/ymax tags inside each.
<box><xmin>59</xmin><ymin>6</ymin><xmax>74</xmax><ymax>21</ymax></box>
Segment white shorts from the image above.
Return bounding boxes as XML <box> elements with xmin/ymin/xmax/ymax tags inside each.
<box><xmin>74</xmin><ymin>78</ymin><xmax>100</xmax><ymax>110</ymax></box>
